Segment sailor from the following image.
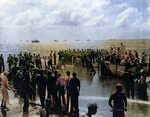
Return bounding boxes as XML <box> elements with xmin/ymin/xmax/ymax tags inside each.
<box><xmin>47</xmin><ymin>56</ymin><xmax>52</xmax><ymax>70</ymax></box>
<box><xmin>0</xmin><ymin>54</ymin><xmax>5</xmax><ymax>73</ymax></box>
<box><xmin>54</xmin><ymin>51</ymin><xmax>57</xmax><ymax>65</ymax></box>
<box><xmin>120</xmin><ymin>42</ymin><xmax>126</xmax><ymax>56</ymax></box>
<box><xmin>47</xmin><ymin>71</ymin><xmax>54</xmax><ymax>99</ymax></box>
<box><xmin>7</xmin><ymin>54</ymin><xmax>13</xmax><ymax>70</ymax></box>
<box><xmin>69</xmin><ymin>72</ymin><xmax>80</xmax><ymax>116</ymax></box>
<box><xmin>37</xmin><ymin>70</ymin><xmax>47</xmax><ymax>108</ymax></box>
<box><xmin>13</xmin><ymin>55</ymin><xmax>18</xmax><ymax>67</ymax></box>
<box><xmin>56</xmin><ymin>73</ymin><xmax>66</xmax><ymax>108</ymax></box>
<box><xmin>108</xmin><ymin>84</ymin><xmax>127</xmax><ymax>117</ymax></box>
<box><xmin>87</xmin><ymin>103</ymin><xmax>98</xmax><ymax>117</ymax></box>
<box><xmin>18</xmin><ymin>52</ymin><xmax>24</xmax><ymax>67</ymax></box>
<box><xmin>137</xmin><ymin>69</ymin><xmax>148</xmax><ymax>100</ymax></box>
<box><xmin>38</xmin><ymin>54</ymin><xmax>42</xmax><ymax>69</ymax></box>
<box><xmin>65</xmin><ymin>71</ymin><xmax>72</xmax><ymax>113</ymax></box>
<box><xmin>35</xmin><ymin>55</ymin><xmax>41</xmax><ymax>69</ymax></box>
<box><xmin>81</xmin><ymin>103</ymin><xmax>98</xmax><ymax>117</ymax></box>
<box><xmin>122</xmin><ymin>69</ymin><xmax>135</xmax><ymax>99</ymax></box>
<box><xmin>1</xmin><ymin>72</ymin><xmax>11</xmax><ymax>110</ymax></box>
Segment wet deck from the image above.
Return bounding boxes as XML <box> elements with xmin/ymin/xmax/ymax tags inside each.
<box><xmin>0</xmin><ymin>64</ymin><xmax>87</xmax><ymax>117</ymax></box>
<box><xmin>0</xmin><ymin>89</ymin><xmax>73</xmax><ymax>117</ymax></box>
<box><xmin>1</xmin><ymin>62</ymin><xmax>150</xmax><ymax>117</ymax></box>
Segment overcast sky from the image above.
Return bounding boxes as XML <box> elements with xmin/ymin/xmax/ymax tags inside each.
<box><xmin>0</xmin><ymin>0</ymin><xmax>150</xmax><ymax>42</ymax></box>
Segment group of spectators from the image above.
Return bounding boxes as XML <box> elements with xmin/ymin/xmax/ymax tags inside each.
<box><xmin>36</xmin><ymin>70</ymin><xmax>81</xmax><ymax>116</ymax></box>
<box><xmin>1</xmin><ymin>51</ymin><xmax>82</xmax><ymax>116</ymax></box>
<box><xmin>102</xmin><ymin>43</ymin><xmax>148</xmax><ymax>67</ymax></box>
<box><xmin>56</xmin><ymin>43</ymin><xmax>149</xmax><ymax>76</ymax></box>
<box><xmin>1</xmin><ymin>43</ymin><xmax>149</xmax><ymax>117</ymax></box>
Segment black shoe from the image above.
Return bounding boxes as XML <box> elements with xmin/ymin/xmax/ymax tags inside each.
<box><xmin>74</xmin><ymin>112</ymin><xmax>79</xmax><ymax>116</ymax></box>
<box><xmin>2</xmin><ymin>106</ymin><xmax>9</xmax><ymax>111</ymax></box>
<box><xmin>67</xmin><ymin>112</ymin><xmax>73</xmax><ymax>116</ymax></box>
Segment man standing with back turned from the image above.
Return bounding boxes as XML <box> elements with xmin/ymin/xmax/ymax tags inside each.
<box><xmin>108</xmin><ymin>84</ymin><xmax>127</xmax><ymax>117</ymax></box>
<box><xmin>69</xmin><ymin>72</ymin><xmax>80</xmax><ymax>116</ymax></box>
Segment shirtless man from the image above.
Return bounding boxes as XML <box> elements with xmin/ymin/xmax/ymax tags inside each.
<box><xmin>65</xmin><ymin>71</ymin><xmax>72</xmax><ymax>113</ymax></box>
<box><xmin>120</xmin><ymin>43</ymin><xmax>126</xmax><ymax>56</ymax></box>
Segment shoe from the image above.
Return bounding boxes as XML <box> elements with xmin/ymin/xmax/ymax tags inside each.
<box><xmin>67</xmin><ymin>112</ymin><xmax>73</xmax><ymax>116</ymax></box>
<box><xmin>2</xmin><ymin>106</ymin><xmax>9</xmax><ymax>111</ymax></box>
<box><xmin>74</xmin><ymin>112</ymin><xmax>79</xmax><ymax>116</ymax></box>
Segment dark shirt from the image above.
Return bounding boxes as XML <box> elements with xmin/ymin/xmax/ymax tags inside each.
<box><xmin>69</xmin><ymin>77</ymin><xmax>80</xmax><ymax>96</ymax></box>
<box><xmin>124</xmin><ymin>62</ymin><xmax>131</xmax><ymax>72</ymax></box>
<box><xmin>47</xmin><ymin>75</ymin><xmax>54</xmax><ymax>87</ymax></box>
<box><xmin>123</xmin><ymin>72</ymin><xmax>135</xmax><ymax>82</ymax></box>
<box><xmin>37</xmin><ymin>74</ymin><xmax>47</xmax><ymax>92</ymax></box>
<box><xmin>109</xmin><ymin>92</ymin><xmax>127</xmax><ymax>109</ymax></box>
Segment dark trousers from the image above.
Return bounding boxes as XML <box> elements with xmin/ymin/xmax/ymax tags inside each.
<box><xmin>125</xmin><ymin>82</ymin><xmax>134</xmax><ymax>99</ymax></box>
<box><xmin>52</xmin><ymin>86</ymin><xmax>61</xmax><ymax>109</ymax></box>
<box><xmin>138</xmin><ymin>84</ymin><xmax>148</xmax><ymax>100</ymax></box>
<box><xmin>54</xmin><ymin>58</ymin><xmax>56</xmax><ymax>65</ymax></box>
<box><xmin>36</xmin><ymin>62</ymin><xmax>40</xmax><ymax>69</ymax></box>
<box><xmin>36</xmin><ymin>62</ymin><xmax>42</xmax><ymax>69</ymax></box>
<box><xmin>30</xmin><ymin>84</ymin><xmax>36</xmax><ymax>100</ymax></box>
<box><xmin>39</xmin><ymin>88</ymin><xmax>46</xmax><ymax>108</ymax></box>
<box><xmin>23</xmin><ymin>94</ymin><xmax>29</xmax><ymax>112</ymax></box>
<box><xmin>47</xmin><ymin>86</ymin><xmax>53</xmax><ymax>99</ymax></box>
<box><xmin>113</xmin><ymin>111</ymin><xmax>124</xmax><ymax>117</ymax></box>
<box><xmin>19</xmin><ymin>60</ymin><xmax>23</xmax><ymax>67</ymax></box>
<box><xmin>71</xmin><ymin>96</ymin><xmax>79</xmax><ymax>115</ymax></box>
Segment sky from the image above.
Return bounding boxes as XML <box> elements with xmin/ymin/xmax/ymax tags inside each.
<box><xmin>0</xmin><ymin>0</ymin><xmax>150</xmax><ymax>42</ymax></box>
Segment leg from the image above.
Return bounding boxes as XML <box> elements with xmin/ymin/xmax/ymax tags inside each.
<box><xmin>1</xmin><ymin>99</ymin><xmax>4</xmax><ymax>107</ymax></box>
<box><xmin>61</xmin><ymin>86</ymin><xmax>66</xmax><ymax>106</ymax></box>
<box><xmin>131</xmin><ymin>85</ymin><xmax>134</xmax><ymax>99</ymax></box>
<box><xmin>39</xmin><ymin>91</ymin><xmax>46</xmax><ymax>108</ymax></box>
<box><xmin>70</xmin><ymin>96</ymin><xmax>74</xmax><ymax>113</ymax></box>
<box><xmin>66</xmin><ymin>94</ymin><xmax>69</xmax><ymax>113</ymax></box>
<box><xmin>74</xmin><ymin>96</ymin><xmax>79</xmax><ymax>115</ymax></box>
<box><xmin>125</xmin><ymin>85</ymin><xmax>130</xmax><ymax>98</ymax></box>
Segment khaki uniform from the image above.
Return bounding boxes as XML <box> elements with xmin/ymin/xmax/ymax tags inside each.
<box><xmin>1</xmin><ymin>73</ymin><xmax>10</xmax><ymax>106</ymax></box>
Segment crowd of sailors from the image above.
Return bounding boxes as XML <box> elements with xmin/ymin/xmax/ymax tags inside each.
<box><xmin>0</xmin><ymin>42</ymin><xmax>150</xmax><ymax>116</ymax></box>
<box><xmin>1</xmin><ymin>42</ymin><xmax>149</xmax><ymax>74</ymax></box>
<box><xmin>0</xmin><ymin>51</ymin><xmax>82</xmax><ymax>116</ymax></box>
<box><xmin>55</xmin><ymin>43</ymin><xmax>150</xmax><ymax>100</ymax></box>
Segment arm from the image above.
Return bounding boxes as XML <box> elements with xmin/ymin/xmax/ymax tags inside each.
<box><xmin>108</xmin><ymin>95</ymin><xmax>113</xmax><ymax>109</ymax></box>
<box><xmin>123</xmin><ymin>44</ymin><xmax>126</xmax><ymax>49</ymax></box>
<box><xmin>56</xmin><ymin>78</ymin><xmax>59</xmax><ymax>85</ymax></box>
<box><xmin>134</xmin><ymin>77</ymin><xmax>140</xmax><ymax>84</ymax></box>
<box><xmin>137</xmin><ymin>76</ymin><xmax>142</xmax><ymax>85</ymax></box>
<box><xmin>5</xmin><ymin>78</ymin><xmax>11</xmax><ymax>90</ymax></box>
<box><xmin>124</xmin><ymin>94</ymin><xmax>127</xmax><ymax>111</ymax></box>
<box><xmin>124</xmin><ymin>100</ymin><xmax>127</xmax><ymax>109</ymax></box>
<box><xmin>78</xmin><ymin>80</ymin><xmax>80</xmax><ymax>92</ymax></box>
<box><xmin>77</xmin><ymin>79</ymin><xmax>81</xmax><ymax>95</ymax></box>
